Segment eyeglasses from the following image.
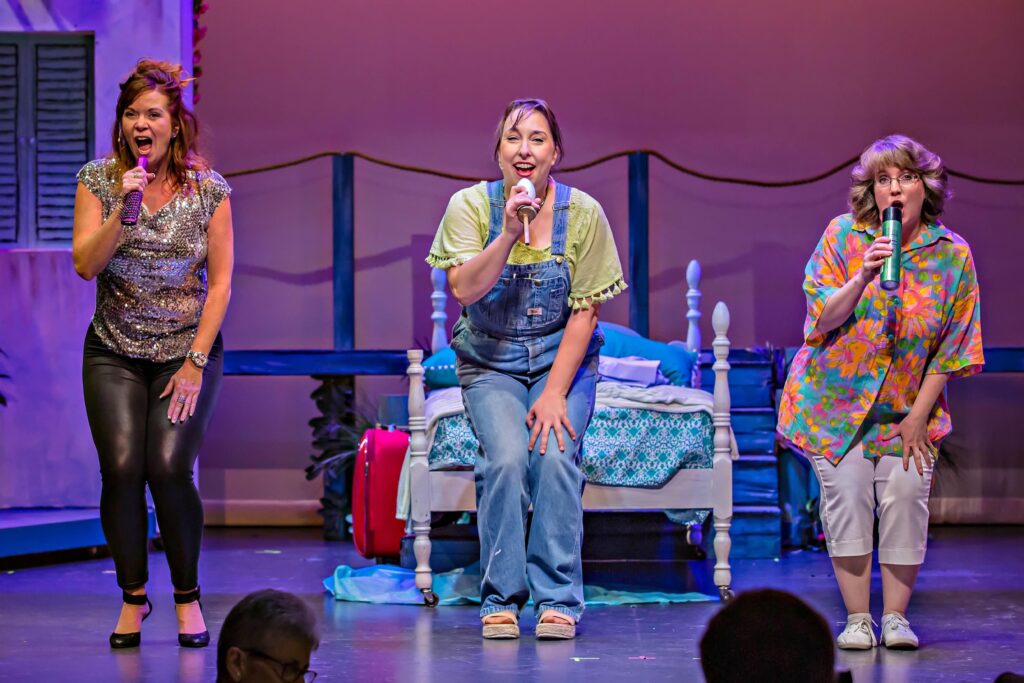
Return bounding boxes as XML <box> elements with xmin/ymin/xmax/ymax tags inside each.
<box><xmin>875</xmin><ymin>172</ymin><xmax>920</xmax><ymax>188</ymax></box>
<box><xmin>244</xmin><ymin>649</ymin><xmax>317</xmax><ymax>683</ymax></box>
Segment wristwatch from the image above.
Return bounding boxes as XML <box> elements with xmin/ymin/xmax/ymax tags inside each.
<box><xmin>186</xmin><ymin>350</ymin><xmax>209</xmax><ymax>369</ymax></box>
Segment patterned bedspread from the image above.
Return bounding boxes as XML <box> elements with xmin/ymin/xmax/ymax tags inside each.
<box><xmin>421</xmin><ymin>383</ymin><xmax>718</xmax><ymax>526</ymax></box>
<box><xmin>430</xmin><ymin>406</ymin><xmax>713</xmax><ymax>488</ymax></box>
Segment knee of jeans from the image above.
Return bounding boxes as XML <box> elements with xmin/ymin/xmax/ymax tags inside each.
<box><xmin>530</xmin><ymin>432</ymin><xmax>580</xmax><ymax>461</ymax></box>
<box><xmin>480</xmin><ymin>448</ymin><xmax>528</xmax><ymax>483</ymax></box>
<box><xmin>534</xmin><ymin>441</ymin><xmax>583</xmax><ymax>479</ymax></box>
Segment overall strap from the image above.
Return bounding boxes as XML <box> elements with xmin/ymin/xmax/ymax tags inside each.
<box><xmin>550</xmin><ymin>181</ymin><xmax>572</xmax><ymax>256</ymax></box>
<box><xmin>485</xmin><ymin>180</ymin><xmax>505</xmax><ymax>246</ymax></box>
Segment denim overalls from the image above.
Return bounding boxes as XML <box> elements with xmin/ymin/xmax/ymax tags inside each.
<box><xmin>451</xmin><ymin>179</ymin><xmax>601</xmax><ymax>622</ymax></box>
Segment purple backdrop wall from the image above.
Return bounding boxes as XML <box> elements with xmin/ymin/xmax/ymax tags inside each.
<box><xmin>2</xmin><ymin>1</ymin><xmax>1020</xmax><ymax>519</ymax></box>
<box><xmin>0</xmin><ymin>1</ymin><xmax>191</xmax><ymax>507</ymax></box>
<box><xmin>185</xmin><ymin>0</ymin><xmax>1024</xmax><ymax>518</ymax></box>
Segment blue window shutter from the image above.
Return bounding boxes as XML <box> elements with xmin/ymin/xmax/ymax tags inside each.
<box><xmin>0</xmin><ymin>44</ymin><xmax>17</xmax><ymax>244</ymax></box>
<box><xmin>34</xmin><ymin>43</ymin><xmax>90</xmax><ymax>244</ymax></box>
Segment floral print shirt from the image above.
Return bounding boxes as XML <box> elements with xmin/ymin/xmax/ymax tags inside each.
<box><xmin>778</xmin><ymin>214</ymin><xmax>984</xmax><ymax>465</ymax></box>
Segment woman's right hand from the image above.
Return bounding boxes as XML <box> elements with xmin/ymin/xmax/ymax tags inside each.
<box><xmin>121</xmin><ymin>165</ymin><xmax>155</xmax><ymax>196</ymax></box>
<box><xmin>503</xmin><ymin>184</ymin><xmax>540</xmax><ymax>239</ymax></box>
<box><xmin>858</xmin><ymin>235</ymin><xmax>894</xmax><ymax>285</ymax></box>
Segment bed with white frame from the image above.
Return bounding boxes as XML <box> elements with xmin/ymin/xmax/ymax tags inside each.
<box><xmin>404</xmin><ymin>259</ymin><xmax>735</xmax><ymax>605</ymax></box>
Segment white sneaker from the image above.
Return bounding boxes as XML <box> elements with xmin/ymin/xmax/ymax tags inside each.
<box><xmin>837</xmin><ymin>613</ymin><xmax>877</xmax><ymax>650</ymax></box>
<box><xmin>881</xmin><ymin>613</ymin><xmax>919</xmax><ymax>650</ymax></box>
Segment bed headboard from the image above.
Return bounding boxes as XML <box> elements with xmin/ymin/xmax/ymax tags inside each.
<box><xmin>430</xmin><ymin>257</ymin><xmax>704</xmax><ymax>359</ymax></box>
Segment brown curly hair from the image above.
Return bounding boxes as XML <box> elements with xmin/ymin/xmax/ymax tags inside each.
<box><xmin>110</xmin><ymin>59</ymin><xmax>208</xmax><ymax>193</ymax></box>
<box><xmin>849</xmin><ymin>134</ymin><xmax>951</xmax><ymax>227</ymax></box>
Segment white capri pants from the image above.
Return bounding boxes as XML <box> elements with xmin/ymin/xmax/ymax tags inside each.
<box><xmin>808</xmin><ymin>443</ymin><xmax>933</xmax><ymax>565</ymax></box>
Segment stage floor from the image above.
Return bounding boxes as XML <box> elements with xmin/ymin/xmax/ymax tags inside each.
<box><xmin>0</xmin><ymin>525</ymin><xmax>1021</xmax><ymax>682</ymax></box>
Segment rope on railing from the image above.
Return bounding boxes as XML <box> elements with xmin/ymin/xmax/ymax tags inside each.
<box><xmin>222</xmin><ymin>149</ymin><xmax>1024</xmax><ymax>186</ymax></box>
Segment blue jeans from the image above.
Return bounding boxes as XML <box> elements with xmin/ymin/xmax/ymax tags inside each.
<box><xmin>459</xmin><ymin>354</ymin><xmax>599</xmax><ymax>622</ymax></box>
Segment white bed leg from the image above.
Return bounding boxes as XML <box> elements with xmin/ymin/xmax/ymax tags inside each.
<box><xmin>407</xmin><ymin>350</ymin><xmax>437</xmax><ymax>606</ymax></box>
<box><xmin>430</xmin><ymin>267</ymin><xmax>448</xmax><ymax>355</ymax></box>
<box><xmin>711</xmin><ymin>302</ymin><xmax>734</xmax><ymax>600</ymax></box>
<box><xmin>685</xmin><ymin>260</ymin><xmax>702</xmax><ymax>389</ymax></box>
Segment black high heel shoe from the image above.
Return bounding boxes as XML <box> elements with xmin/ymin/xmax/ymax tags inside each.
<box><xmin>174</xmin><ymin>588</ymin><xmax>210</xmax><ymax>648</ymax></box>
<box><xmin>109</xmin><ymin>591</ymin><xmax>153</xmax><ymax>649</ymax></box>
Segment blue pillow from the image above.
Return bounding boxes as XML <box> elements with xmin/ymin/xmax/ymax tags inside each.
<box><xmin>598</xmin><ymin>322</ymin><xmax>698</xmax><ymax>387</ymax></box>
<box><xmin>422</xmin><ymin>346</ymin><xmax>458</xmax><ymax>390</ymax></box>
<box><xmin>598</xmin><ymin>321</ymin><xmax>641</xmax><ymax>338</ymax></box>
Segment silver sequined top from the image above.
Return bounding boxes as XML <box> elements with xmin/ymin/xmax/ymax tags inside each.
<box><xmin>77</xmin><ymin>158</ymin><xmax>232</xmax><ymax>361</ymax></box>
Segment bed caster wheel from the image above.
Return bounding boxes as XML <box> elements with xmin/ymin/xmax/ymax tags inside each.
<box><xmin>422</xmin><ymin>590</ymin><xmax>439</xmax><ymax>608</ymax></box>
<box><xmin>719</xmin><ymin>587</ymin><xmax>734</xmax><ymax>602</ymax></box>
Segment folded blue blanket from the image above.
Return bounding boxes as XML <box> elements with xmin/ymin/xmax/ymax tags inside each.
<box><xmin>324</xmin><ymin>563</ymin><xmax>713</xmax><ymax>606</ymax></box>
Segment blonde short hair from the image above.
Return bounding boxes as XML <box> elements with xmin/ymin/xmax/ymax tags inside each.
<box><xmin>849</xmin><ymin>134</ymin><xmax>950</xmax><ymax>227</ymax></box>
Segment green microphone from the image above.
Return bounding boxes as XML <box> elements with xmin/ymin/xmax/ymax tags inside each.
<box><xmin>880</xmin><ymin>204</ymin><xmax>902</xmax><ymax>291</ymax></box>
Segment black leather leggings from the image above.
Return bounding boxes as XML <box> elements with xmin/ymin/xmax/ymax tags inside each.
<box><xmin>82</xmin><ymin>326</ymin><xmax>223</xmax><ymax>591</ymax></box>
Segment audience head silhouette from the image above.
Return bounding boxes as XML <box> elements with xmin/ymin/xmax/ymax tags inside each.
<box><xmin>701</xmin><ymin>589</ymin><xmax>837</xmax><ymax>683</ymax></box>
<box><xmin>217</xmin><ymin>589</ymin><xmax>320</xmax><ymax>683</ymax></box>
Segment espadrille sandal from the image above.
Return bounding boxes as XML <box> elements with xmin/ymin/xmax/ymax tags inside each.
<box><xmin>535</xmin><ymin>610</ymin><xmax>576</xmax><ymax>640</ymax></box>
<box><xmin>482</xmin><ymin>611</ymin><xmax>520</xmax><ymax>639</ymax></box>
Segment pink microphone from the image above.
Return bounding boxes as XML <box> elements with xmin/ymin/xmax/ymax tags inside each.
<box><xmin>120</xmin><ymin>155</ymin><xmax>148</xmax><ymax>226</ymax></box>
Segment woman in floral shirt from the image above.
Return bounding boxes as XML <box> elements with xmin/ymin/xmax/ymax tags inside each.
<box><xmin>778</xmin><ymin>135</ymin><xmax>983</xmax><ymax>651</ymax></box>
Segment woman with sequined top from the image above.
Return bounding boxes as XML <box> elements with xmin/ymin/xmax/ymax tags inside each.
<box><xmin>72</xmin><ymin>60</ymin><xmax>233</xmax><ymax>650</ymax></box>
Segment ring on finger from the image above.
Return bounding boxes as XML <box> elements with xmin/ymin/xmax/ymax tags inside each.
<box><xmin>176</xmin><ymin>396</ymin><xmax>186</xmax><ymax>404</ymax></box>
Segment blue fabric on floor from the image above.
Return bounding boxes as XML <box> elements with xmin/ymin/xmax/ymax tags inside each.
<box><xmin>323</xmin><ymin>563</ymin><xmax>713</xmax><ymax>606</ymax></box>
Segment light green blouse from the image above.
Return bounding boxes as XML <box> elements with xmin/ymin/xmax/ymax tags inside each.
<box><xmin>426</xmin><ymin>181</ymin><xmax>627</xmax><ymax>310</ymax></box>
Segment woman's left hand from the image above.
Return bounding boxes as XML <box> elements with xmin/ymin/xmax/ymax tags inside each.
<box><xmin>160</xmin><ymin>362</ymin><xmax>203</xmax><ymax>424</ymax></box>
<box><xmin>527</xmin><ymin>390</ymin><xmax>577</xmax><ymax>455</ymax></box>
<box><xmin>881</xmin><ymin>414</ymin><xmax>936</xmax><ymax>475</ymax></box>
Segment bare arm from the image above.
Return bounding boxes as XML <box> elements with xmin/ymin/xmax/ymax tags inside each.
<box><xmin>72</xmin><ymin>183</ymin><xmax>126</xmax><ymax>280</ymax></box>
<box><xmin>189</xmin><ymin>197</ymin><xmax>234</xmax><ymax>357</ymax></box>
<box><xmin>160</xmin><ymin>197</ymin><xmax>234</xmax><ymax>424</ymax></box>
<box><xmin>882</xmin><ymin>372</ymin><xmax>950</xmax><ymax>475</ymax></box>
<box><xmin>72</xmin><ymin>165</ymin><xmax>152</xmax><ymax>280</ymax></box>
<box><xmin>447</xmin><ymin>230</ymin><xmax>519</xmax><ymax>305</ymax></box>
<box><xmin>908</xmin><ymin>373</ymin><xmax>949</xmax><ymax>424</ymax></box>
<box><xmin>527</xmin><ymin>303</ymin><xmax>601</xmax><ymax>454</ymax></box>
<box><xmin>815</xmin><ymin>235</ymin><xmax>893</xmax><ymax>336</ymax></box>
<box><xmin>447</xmin><ymin>185</ymin><xmax>539</xmax><ymax>306</ymax></box>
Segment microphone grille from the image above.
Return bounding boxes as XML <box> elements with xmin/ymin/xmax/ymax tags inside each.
<box><xmin>515</xmin><ymin>178</ymin><xmax>536</xmax><ymax>199</ymax></box>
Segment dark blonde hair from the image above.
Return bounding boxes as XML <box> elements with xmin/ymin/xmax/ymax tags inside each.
<box><xmin>110</xmin><ymin>59</ymin><xmax>207</xmax><ymax>192</ymax></box>
<box><xmin>493</xmin><ymin>98</ymin><xmax>565</xmax><ymax>164</ymax></box>
<box><xmin>849</xmin><ymin>134</ymin><xmax>950</xmax><ymax>227</ymax></box>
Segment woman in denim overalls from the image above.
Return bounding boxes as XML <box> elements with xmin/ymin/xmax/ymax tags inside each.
<box><xmin>428</xmin><ymin>99</ymin><xmax>626</xmax><ymax>639</ymax></box>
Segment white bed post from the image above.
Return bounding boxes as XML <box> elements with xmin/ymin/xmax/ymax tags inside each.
<box><xmin>406</xmin><ymin>349</ymin><xmax>437</xmax><ymax>606</ymax></box>
<box><xmin>685</xmin><ymin>259</ymin><xmax>702</xmax><ymax>389</ymax></box>
<box><xmin>430</xmin><ymin>267</ymin><xmax>448</xmax><ymax>355</ymax></box>
<box><xmin>711</xmin><ymin>302</ymin><xmax>734</xmax><ymax>600</ymax></box>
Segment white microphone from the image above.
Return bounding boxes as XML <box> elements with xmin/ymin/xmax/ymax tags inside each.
<box><xmin>515</xmin><ymin>178</ymin><xmax>537</xmax><ymax>245</ymax></box>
